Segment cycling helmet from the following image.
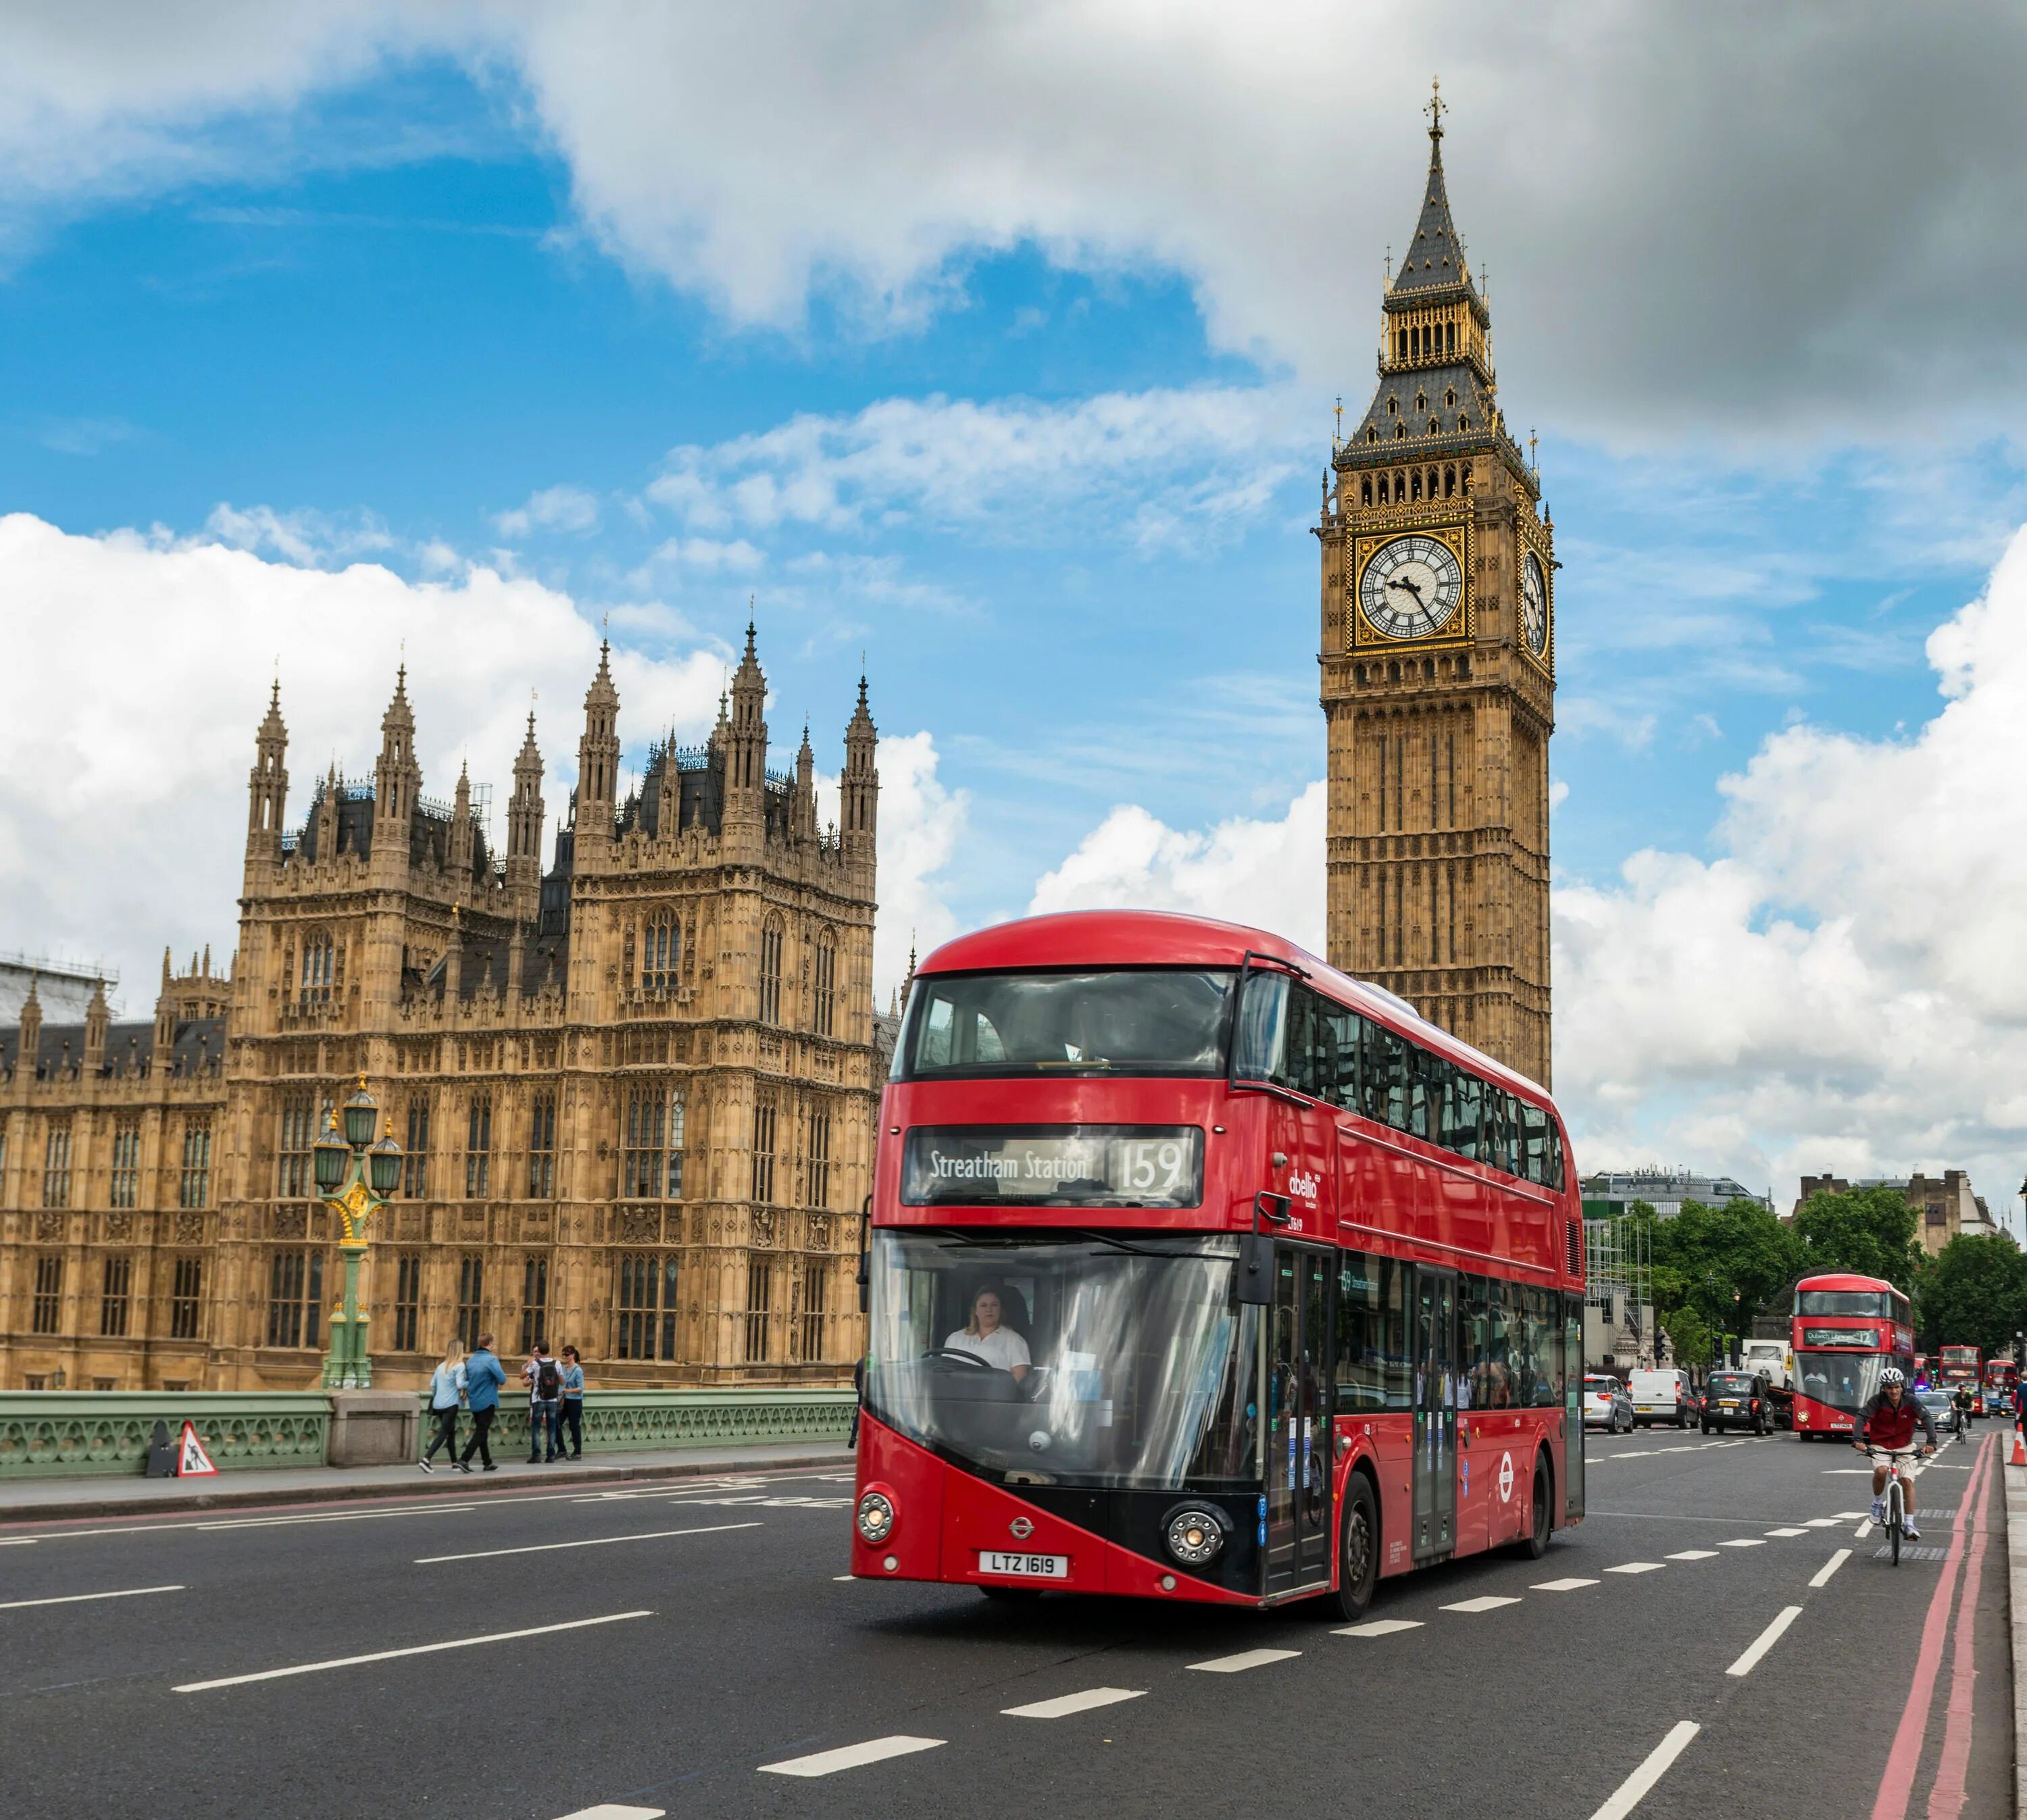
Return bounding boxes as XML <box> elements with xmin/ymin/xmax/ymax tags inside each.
<box><xmin>1880</xmin><ymin>1366</ymin><xmax>1906</xmax><ymax>1386</ymax></box>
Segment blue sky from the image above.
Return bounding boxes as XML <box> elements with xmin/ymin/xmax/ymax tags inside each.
<box><xmin>7</xmin><ymin>9</ymin><xmax>2027</xmax><ymax>1208</ymax></box>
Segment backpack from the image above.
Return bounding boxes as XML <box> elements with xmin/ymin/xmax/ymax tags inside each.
<box><xmin>537</xmin><ymin>1359</ymin><xmax>560</xmax><ymax>1398</ymax></box>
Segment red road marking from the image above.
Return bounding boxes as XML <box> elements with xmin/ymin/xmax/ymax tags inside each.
<box><xmin>1869</xmin><ymin>1436</ymin><xmax>1993</xmax><ymax>1820</ymax></box>
<box><xmin>1926</xmin><ymin>1434</ymin><xmax>1999</xmax><ymax>1820</ymax></box>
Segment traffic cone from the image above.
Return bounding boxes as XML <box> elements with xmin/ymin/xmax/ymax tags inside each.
<box><xmin>2010</xmin><ymin>1421</ymin><xmax>2024</xmax><ymax>1469</ymax></box>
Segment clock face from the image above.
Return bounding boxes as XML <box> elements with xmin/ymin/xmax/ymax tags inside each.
<box><xmin>1359</xmin><ymin>534</ymin><xmax>1464</xmax><ymax>640</ymax></box>
<box><xmin>1522</xmin><ymin>551</ymin><xmax>1549</xmax><ymax>656</ymax></box>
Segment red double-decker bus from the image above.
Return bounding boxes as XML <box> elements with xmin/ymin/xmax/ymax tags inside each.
<box><xmin>1938</xmin><ymin>1344</ymin><xmax>1983</xmax><ymax>1415</ymax></box>
<box><xmin>1789</xmin><ymin>1272</ymin><xmax>1914</xmax><ymax>1439</ymax></box>
<box><xmin>849</xmin><ymin>911</ymin><xmax>1588</xmax><ymax>1617</ymax></box>
<box><xmin>1982</xmin><ymin>1357</ymin><xmax>2016</xmax><ymax>1417</ymax></box>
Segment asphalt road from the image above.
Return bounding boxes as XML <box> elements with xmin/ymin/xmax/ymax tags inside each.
<box><xmin>0</xmin><ymin>1423</ymin><xmax>2010</xmax><ymax>1820</ymax></box>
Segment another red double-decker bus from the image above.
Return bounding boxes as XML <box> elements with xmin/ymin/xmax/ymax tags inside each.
<box><xmin>850</xmin><ymin>911</ymin><xmax>1588</xmax><ymax>1616</ymax></box>
<box><xmin>1789</xmin><ymin>1272</ymin><xmax>1914</xmax><ymax>1439</ymax></box>
<box><xmin>1939</xmin><ymin>1344</ymin><xmax>1983</xmax><ymax>1415</ymax></box>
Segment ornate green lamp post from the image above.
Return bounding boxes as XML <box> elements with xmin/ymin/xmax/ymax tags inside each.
<box><xmin>314</xmin><ymin>1078</ymin><xmax>403</xmax><ymax>1390</ymax></box>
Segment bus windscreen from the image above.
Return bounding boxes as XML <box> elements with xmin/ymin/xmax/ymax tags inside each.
<box><xmin>895</xmin><ymin>969</ymin><xmax>1234</xmax><ymax>1080</ymax></box>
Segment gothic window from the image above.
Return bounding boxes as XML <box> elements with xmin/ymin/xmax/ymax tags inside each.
<box><xmin>170</xmin><ymin>1257</ymin><xmax>202</xmax><ymax>1340</ymax></box>
<box><xmin>745</xmin><ymin>1258</ymin><xmax>774</xmax><ymax>1363</ymax></box>
<box><xmin>807</xmin><ymin>1106</ymin><xmax>832</xmax><ymax>1209</ymax></box>
<box><xmin>109</xmin><ymin>1119</ymin><xmax>141</xmax><ymax>1210</ymax></box>
<box><xmin>1395</xmin><ymin>424</ymin><xmax>1407</xmax><ymax>440</ymax></box>
<box><xmin>180</xmin><ymin>1121</ymin><xmax>211</xmax><ymax>1209</ymax></box>
<box><xmin>1445</xmin><ymin>388</ymin><xmax>1457</xmax><ymax>407</ymax></box>
<box><xmin>615</xmin><ymin>1253</ymin><xmax>680</xmax><ymax>1361</ymax></box>
<box><xmin>643</xmin><ymin>909</ymin><xmax>679</xmax><ymax>992</ymax></box>
<box><xmin>1445</xmin><ymin>465</ymin><xmax>1456</xmax><ymax>498</ymax></box>
<box><xmin>32</xmin><ymin>1255</ymin><xmax>62</xmax><ymax>1334</ymax></box>
<box><xmin>465</xmin><ymin>1094</ymin><xmax>492</xmax><ymax>1198</ymax></box>
<box><xmin>1366</xmin><ymin>428</ymin><xmax>1378</xmax><ymax>445</ymax></box>
<box><xmin>393</xmin><ymin>1253</ymin><xmax>422</xmax><ymax>1352</ymax></box>
<box><xmin>758</xmin><ymin>919</ymin><xmax>784</xmax><ymax>1025</ymax></box>
<box><xmin>43</xmin><ymin>1121</ymin><xmax>71</xmax><ymax>1209</ymax></box>
<box><xmin>528</xmin><ymin>1090</ymin><xmax>557</xmax><ymax>1199</ymax></box>
<box><xmin>1411</xmin><ymin>470</ymin><xmax>1422</xmax><ymax>501</ymax></box>
<box><xmin>403</xmin><ymin>1096</ymin><xmax>432</xmax><ymax>1198</ymax></box>
<box><xmin>795</xmin><ymin>1268</ymin><xmax>828</xmax><ymax>1363</ymax></box>
<box><xmin>266</xmin><ymin>1249</ymin><xmax>324</xmax><ymax>1348</ymax></box>
<box><xmin>301</xmin><ymin>930</ymin><xmax>334</xmax><ymax>1005</ymax></box>
<box><xmin>1415</xmin><ymin>391</ymin><xmax>1426</xmax><ymax>413</ymax></box>
<box><xmin>622</xmin><ymin>923</ymin><xmax>634</xmax><ymax>988</ymax></box>
<box><xmin>1428</xmin><ymin>419</ymin><xmax>1441</xmax><ymax>435</ymax></box>
<box><xmin>455</xmin><ymin>1253</ymin><xmax>484</xmax><ymax>1351</ymax></box>
<box><xmin>814</xmin><ymin>935</ymin><xmax>837</xmax><ymax>1037</ymax></box>
<box><xmin>1359</xmin><ymin>476</ymin><xmax>1372</xmax><ymax>507</ymax></box>
<box><xmin>1386</xmin><ymin>396</ymin><xmax>1397</xmax><ymax>415</ymax></box>
<box><xmin>622</xmin><ymin>1086</ymin><xmax>684</xmax><ymax>1198</ymax></box>
<box><xmin>751</xmin><ymin>1098</ymin><xmax>777</xmax><ymax>1203</ymax></box>
<box><xmin>100</xmin><ymin>1255</ymin><xmax>132</xmax><ymax>1338</ymax></box>
<box><xmin>278</xmin><ymin>1092</ymin><xmax>321</xmax><ymax>1198</ymax></box>
<box><xmin>519</xmin><ymin>1255</ymin><xmax>549</xmax><ymax>1353</ymax></box>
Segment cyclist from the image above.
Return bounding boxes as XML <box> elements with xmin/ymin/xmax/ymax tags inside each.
<box><xmin>1853</xmin><ymin>1366</ymin><xmax>1937</xmax><ymax>1537</ymax></box>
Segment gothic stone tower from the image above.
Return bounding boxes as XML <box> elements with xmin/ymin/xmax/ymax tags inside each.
<box><xmin>1318</xmin><ymin>93</ymin><xmax>1554</xmax><ymax>1086</ymax></box>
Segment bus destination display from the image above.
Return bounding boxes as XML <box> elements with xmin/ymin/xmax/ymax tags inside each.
<box><xmin>901</xmin><ymin>1125</ymin><xmax>1204</xmax><ymax>1208</ymax></box>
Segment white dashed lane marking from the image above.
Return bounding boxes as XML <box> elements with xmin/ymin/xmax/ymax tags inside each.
<box><xmin>1532</xmin><ymin>1577</ymin><xmax>1599</xmax><ymax>1592</ymax></box>
<box><xmin>1441</xmin><ymin>1595</ymin><xmax>1522</xmax><ymax>1613</ymax></box>
<box><xmin>555</xmin><ymin>1808</ymin><xmax>665</xmax><ymax>1819</ymax></box>
<box><xmin>758</xmin><ymin>1736</ymin><xmax>945</xmax><ymax>1777</ymax></box>
<box><xmin>1667</xmin><ymin>1549</ymin><xmax>1719</xmax><ymax>1561</ymax></box>
<box><xmin>1809</xmin><ymin>1549</ymin><xmax>1852</xmax><ymax>1587</ymax></box>
<box><xmin>1334</xmin><ymin>1618</ymin><xmax>1424</xmax><ymax>1636</ymax></box>
<box><xmin>0</xmin><ymin>1583</ymin><xmax>183</xmax><ymax>1612</ymax></box>
<box><xmin>1604</xmin><ymin>1562</ymin><xmax>1666</xmax><ymax>1575</ymax></box>
<box><xmin>1718</xmin><ymin>1538</ymin><xmax>1766</xmax><ymax>1548</ymax></box>
<box><xmin>1188</xmin><ymin>1648</ymin><xmax>1301</xmax><ymax>1673</ymax></box>
<box><xmin>1726</xmin><ymin>1605</ymin><xmax>1803</xmax><ymax>1677</ymax></box>
<box><xmin>415</xmin><ymin>1521</ymin><xmax>761</xmax><ymax>1565</ymax></box>
<box><xmin>1002</xmin><ymin>1688</ymin><xmax>1145</xmax><ymax>1719</ymax></box>
<box><xmin>1802</xmin><ymin>1517</ymin><xmax>1844</xmax><ymax>1527</ymax></box>
<box><xmin>1589</xmin><ymin>1721</ymin><xmax>1701</xmax><ymax>1820</ymax></box>
<box><xmin>1765</xmin><ymin>1527</ymin><xmax>1808</xmax><ymax>1538</ymax></box>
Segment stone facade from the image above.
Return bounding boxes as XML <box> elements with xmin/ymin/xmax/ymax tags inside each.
<box><xmin>0</xmin><ymin>630</ymin><xmax>880</xmax><ymax>1392</ymax></box>
<box><xmin>1317</xmin><ymin>99</ymin><xmax>1554</xmax><ymax>1086</ymax></box>
<box><xmin>1793</xmin><ymin>1170</ymin><xmax>2007</xmax><ymax>1257</ymax></box>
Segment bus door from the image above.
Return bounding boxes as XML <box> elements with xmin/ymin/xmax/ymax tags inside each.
<box><xmin>1412</xmin><ymin>1267</ymin><xmax>1457</xmax><ymax>1560</ymax></box>
<box><xmin>1563</xmin><ymin>1294</ymin><xmax>1585</xmax><ymax>1520</ymax></box>
<box><xmin>1264</xmin><ymin>1244</ymin><xmax>1335</xmax><ymax>1596</ymax></box>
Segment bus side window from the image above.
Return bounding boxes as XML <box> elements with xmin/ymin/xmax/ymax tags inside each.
<box><xmin>1322</xmin><ymin>1003</ymin><xmax>1363</xmax><ymax>1109</ymax></box>
<box><xmin>1447</xmin><ymin>1068</ymin><xmax>1482</xmax><ymax>1162</ymax></box>
<box><xmin>1493</xmin><ymin>1091</ymin><xmax>1522</xmax><ymax>1177</ymax></box>
<box><xmin>1544</xmin><ymin>1121</ymin><xmax>1565</xmax><ymax>1190</ymax></box>
<box><xmin>1234</xmin><ymin>972</ymin><xmax>1288</xmax><ymax>1082</ymax></box>
<box><xmin>918</xmin><ymin>996</ymin><xmax>954</xmax><ymax>1067</ymax></box>
<box><xmin>1522</xmin><ymin>1102</ymin><xmax>1549</xmax><ymax>1185</ymax></box>
<box><xmin>1336</xmin><ymin>1254</ymin><xmax>1411</xmax><ymax>1411</ymax></box>
<box><xmin>1366</xmin><ymin>1022</ymin><xmax>1409</xmax><ymax>1130</ymax></box>
<box><xmin>1404</xmin><ymin>1044</ymin><xmax>1432</xmax><ymax>1140</ymax></box>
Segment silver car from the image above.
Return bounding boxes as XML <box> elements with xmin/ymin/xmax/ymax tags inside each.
<box><xmin>1916</xmin><ymin>1389</ymin><xmax>1963</xmax><ymax>1437</ymax></box>
<box><xmin>1583</xmin><ymin>1373</ymin><xmax>1634</xmax><ymax>1433</ymax></box>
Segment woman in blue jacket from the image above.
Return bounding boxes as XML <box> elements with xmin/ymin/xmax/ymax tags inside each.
<box><xmin>419</xmin><ymin>1340</ymin><xmax>466</xmax><ymax>1471</ymax></box>
<box><xmin>457</xmin><ymin>1334</ymin><xmax>507</xmax><ymax>1473</ymax></box>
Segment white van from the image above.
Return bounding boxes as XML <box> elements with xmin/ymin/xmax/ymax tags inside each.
<box><xmin>1628</xmin><ymin>1367</ymin><xmax>1695</xmax><ymax>1430</ymax></box>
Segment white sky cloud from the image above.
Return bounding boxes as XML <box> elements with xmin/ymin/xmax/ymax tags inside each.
<box><xmin>493</xmin><ymin>483</ymin><xmax>601</xmax><ymax>539</ymax></box>
<box><xmin>0</xmin><ymin>512</ymin><xmax>944</xmax><ymax>1014</ymax></box>
<box><xmin>8</xmin><ymin>5</ymin><xmax>2027</xmax><ymax>445</ymax></box>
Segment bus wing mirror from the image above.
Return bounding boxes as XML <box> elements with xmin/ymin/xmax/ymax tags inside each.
<box><xmin>1238</xmin><ymin>1232</ymin><xmax>1275</xmax><ymax>1306</ymax></box>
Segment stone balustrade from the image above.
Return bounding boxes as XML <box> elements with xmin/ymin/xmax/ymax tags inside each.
<box><xmin>0</xmin><ymin>1387</ymin><xmax>855</xmax><ymax>1479</ymax></box>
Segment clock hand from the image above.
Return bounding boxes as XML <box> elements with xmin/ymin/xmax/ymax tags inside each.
<box><xmin>1386</xmin><ymin>576</ymin><xmax>1425</xmax><ymax>604</ymax></box>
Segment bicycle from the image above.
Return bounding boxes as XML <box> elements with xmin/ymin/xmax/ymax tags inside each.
<box><xmin>1866</xmin><ymin>1445</ymin><xmax>1930</xmax><ymax>1565</ymax></box>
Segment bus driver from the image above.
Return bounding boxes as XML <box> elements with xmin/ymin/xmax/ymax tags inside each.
<box><xmin>945</xmin><ymin>1286</ymin><xmax>1031</xmax><ymax>1383</ymax></box>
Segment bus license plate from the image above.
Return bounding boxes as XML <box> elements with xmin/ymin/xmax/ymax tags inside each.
<box><xmin>979</xmin><ymin>1550</ymin><xmax>1068</xmax><ymax>1579</ymax></box>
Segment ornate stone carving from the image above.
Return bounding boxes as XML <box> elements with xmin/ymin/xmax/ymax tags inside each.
<box><xmin>618</xmin><ymin>1207</ymin><xmax>660</xmax><ymax>1243</ymax></box>
<box><xmin>752</xmin><ymin>1209</ymin><xmax>777</xmax><ymax>1247</ymax></box>
<box><xmin>808</xmin><ymin>1213</ymin><xmax>832</xmax><ymax>1251</ymax></box>
<box><xmin>273</xmin><ymin>1205</ymin><xmax>308</xmax><ymax>1238</ymax></box>
<box><xmin>175</xmin><ymin>1211</ymin><xmax>205</xmax><ymax>1243</ymax></box>
<box><xmin>34</xmin><ymin>1210</ymin><xmax>64</xmax><ymax>1242</ymax></box>
<box><xmin>103</xmin><ymin>1210</ymin><xmax>134</xmax><ymax>1241</ymax></box>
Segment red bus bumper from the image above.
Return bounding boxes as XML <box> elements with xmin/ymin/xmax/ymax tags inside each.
<box><xmin>849</xmin><ymin>1415</ymin><xmax>1261</xmax><ymax>1607</ymax></box>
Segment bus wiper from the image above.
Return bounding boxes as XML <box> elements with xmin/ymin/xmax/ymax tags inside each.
<box><xmin>1067</xmin><ymin>1228</ymin><xmax>1232</xmax><ymax>1261</ymax></box>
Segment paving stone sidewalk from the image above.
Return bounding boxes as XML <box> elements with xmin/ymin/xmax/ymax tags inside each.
<box><xmin>0</xmin><ymin>1440</ymin><xmax>856</xmax><ymax>1525</ymax></box>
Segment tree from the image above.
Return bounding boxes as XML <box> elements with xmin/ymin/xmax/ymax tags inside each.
<box><xmin>1645</xmin><ymin>1198</ymin><xmax>1803</xmax><ymax>1330</ymax></box>
<box><xmin>1665</xmin><ymin>1305</ymin><xmax>1718</xmax><ymax>1371</ymax></box>
<box><xmin>1793</xmin><ymin>1187</ymin><xmax>1922</xmax><ymax>1291</ymax></box>
<box><xmin>1916</xmin><ymin>1234</ymin><xmax>2027</xmax><ymax>1357</ymax></box>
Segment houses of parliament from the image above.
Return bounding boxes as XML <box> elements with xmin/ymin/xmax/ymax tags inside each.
<box><xmin>0</xmin><ymin>631</ymin><xmax>883</xmax><ymax>1392</ymax></box>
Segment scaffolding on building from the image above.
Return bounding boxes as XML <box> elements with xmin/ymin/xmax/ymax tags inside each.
<box><xmin>1584</xmin><ymin>1215</ymin><xmax>1656</xmax><ymax>1368</ymax></box>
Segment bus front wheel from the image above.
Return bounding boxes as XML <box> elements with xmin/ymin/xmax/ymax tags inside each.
<box><xmin>1510</xmin><ymin>1460</ymin><xmax>1551</xmax><ymax>1560</ymax></box>
<box><xmin>1320</xmin><ymin>1473</ymin><xmax>1379</xmax><ymax>1621</ymax></box>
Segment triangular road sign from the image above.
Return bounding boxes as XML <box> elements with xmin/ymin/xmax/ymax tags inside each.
<box><xmin>176</xmin><ymin>1421</ymin><xmax>217</xmax><ymax>1477</ymax></box>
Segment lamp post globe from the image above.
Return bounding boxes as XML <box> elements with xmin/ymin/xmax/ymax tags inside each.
<box><xmin>368</xmin><ymin>1126</ymin><xmax>403</xmax><ymax>1198</ymax></box>
<box><xmin>343</xmin><ymin>1080</ymin><xmax>378</xmax><ymax>1149</ymax></box>
<box><xmin>313</xmin><ymin>1118</ymin><xmax>351</xmax><ymax>1195</ymax></box>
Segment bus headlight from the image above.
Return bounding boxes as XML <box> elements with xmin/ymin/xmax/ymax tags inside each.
<box><xmin>1163</xmin><ymin>1504</ymin><xmax>1227</xmax><ymax>1568</ymax></box>
<box><xmin>856</xmin><ymin>1490</ymin><xmax>897</xmax><ymax>1544</ymax></box>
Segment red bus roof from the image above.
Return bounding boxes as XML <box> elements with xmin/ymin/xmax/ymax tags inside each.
<box><xmin>918</xmin><ymin>909</ymin><xmax>1553</xmax><ymax>1103</ymax></box>
<box><xmin>1795</xmin><ymin>1271</ymin><xmax>1900</xmax><ymax>1292</ymax></box>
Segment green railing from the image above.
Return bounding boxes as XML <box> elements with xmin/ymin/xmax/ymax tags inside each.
<box><xmin>416</xmin><ymin>1389</ymin><xmax>857</xmax><ymax>1463</ymax></box>
<box><xmin>0</xmin><ymin>1392</ymin><xmax>330</xmax><ymax>1479</ymax></box>
<box><xmin>0</xmin><ymin>1388</ymin><xmax>855</xmax><ymax>1480</ymax></box>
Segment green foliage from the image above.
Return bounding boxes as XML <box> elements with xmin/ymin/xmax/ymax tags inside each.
<box><xmin>1643</xmin><ymin>1197</ymin><xmax>1804</xmax><ymax>1331</ymax></box>
<box><xmin>1916</xmin><ymin>1234</ymin><xmax>2027</xmax><ymax>1357</ymax></box>
<box><xmin>1793</xmin><ymin>1187</ymin><xmax>1922</xmax><ymax>1290</ymax></box>
<box><xmin>1663</xmin><ymin>1304</ymin><xmax>1718</xmax><ymax>1371</ymax></box>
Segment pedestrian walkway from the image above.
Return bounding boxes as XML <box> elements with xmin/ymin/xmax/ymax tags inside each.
<box><xmin>0</xmin><ymin>1441</ymin><xmax>854</xmax><ymax>1525</ymax></box>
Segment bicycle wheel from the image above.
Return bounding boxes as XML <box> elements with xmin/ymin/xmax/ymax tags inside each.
<box><xmin>1889</xmin><ymin>1480</ymin><xmax>1901</xmax><ymax>1566</ymax></box>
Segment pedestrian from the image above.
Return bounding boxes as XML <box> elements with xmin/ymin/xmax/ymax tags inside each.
<box><xmin>526</xmin><ymin>1341</ymin><xmax>561</xmax><ymax>1464</ymax></box>
<box><xmin>457</xmin><ymin>1333</ymin><xmax>506</xmax><ymax>1473</ymax></box>
<box><xmin>419</xmin><ymin>1338</ymin><xmax>466</xmax><ymax>1471</ymax></box>
<box><xmin>556</xmin><ymin>1345</ymin><xmax>585</xmax><ymax>1461</ymax></box>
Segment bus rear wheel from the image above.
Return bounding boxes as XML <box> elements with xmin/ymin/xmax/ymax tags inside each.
<box><xmin>1319</xmin><ymin>1472</ymin><xmax>1379</xmax><ymax>1621</ymax></box>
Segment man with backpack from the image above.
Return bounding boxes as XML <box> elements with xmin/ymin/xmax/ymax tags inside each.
<box><xmin>525</xmin><ymin>1341</ymin><xmax>563</xmax><ymax>1464</ymax></box>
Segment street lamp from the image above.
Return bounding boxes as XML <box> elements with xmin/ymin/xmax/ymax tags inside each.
<box><xmin>316</xmin><ymin>1076</ymin><xmax>401</xmax><ymax>1390</ymax></box>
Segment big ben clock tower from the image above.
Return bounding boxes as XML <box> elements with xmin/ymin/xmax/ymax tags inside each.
<box><xmin>1318</xmin><ymin>86</ymin><xmax>1554</xmax><ymax>1085</ymax></box>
